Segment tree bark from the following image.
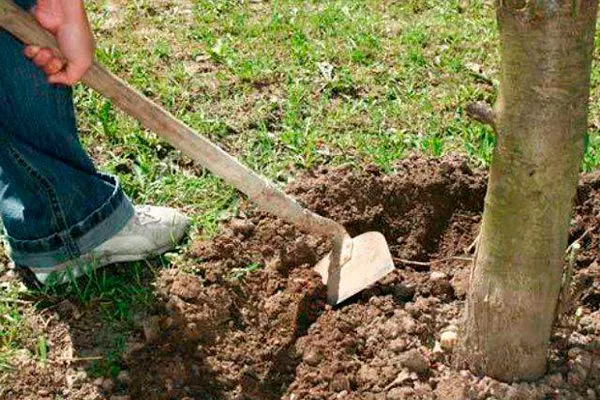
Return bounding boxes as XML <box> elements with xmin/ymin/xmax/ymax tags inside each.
<box><xmin>457</xmin><ymin>0</ymin><xmax>598</xmax><ymax>381</ymax></box>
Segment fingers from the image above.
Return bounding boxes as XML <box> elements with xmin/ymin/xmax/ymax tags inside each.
<box><xmin>32</xmin><ymin>48</ymin><xmax>53</xmax><ymax>68</ymax></box>
<box><xmin>46</xmin><ymin>70</ymin><xmax>68</xmax><ymax>85</ymax></box>
<box><xmin>24</xmin><ymin>45</ymin><xmax>69</xmax><ymax>82</ymax></box>
<box><xmin>47</xmin><ymin>60</ymin><xmax>91</xmax><ymax>86</ymax></box>
<box><xmin>23</xmin><ymin>45</ymin><xmax>41</xmax><ymax>59</ymax></box>
<box><xmin>44</xmin><ymin>58</ymin><xmax>66</xmax><ymax>75</ymax></box>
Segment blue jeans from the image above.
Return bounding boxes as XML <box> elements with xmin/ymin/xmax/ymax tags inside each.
<box><xmin>0</xmin><ymin>0</ymin><xmax>134</xmax><ymax>272</ymax></box>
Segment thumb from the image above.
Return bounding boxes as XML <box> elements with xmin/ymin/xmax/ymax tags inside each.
<box><xmin>32</xmin><ymin>0</ymin><xmax>63</xmax><ymax>34</ymax></box>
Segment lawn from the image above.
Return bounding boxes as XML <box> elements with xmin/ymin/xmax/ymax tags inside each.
<box><xmin>1</xmin><ymin>0</ymin><xmax>600</xmax><ymax>396</ymax></box>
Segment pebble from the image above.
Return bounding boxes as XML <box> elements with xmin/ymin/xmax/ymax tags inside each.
<box><xmin>330</xmin><ymin>374</ymin><xmax>351</xmax><ymax>392</ymax></box>
<box><xmin>430</xmin><ymin>271</ymin><xmax>448</xmax><ymax>281</ymax></box>
<box><xmin>432</xmin><ymin>341</ymin><xmax>444</xmax><ymax>357</ymax></box>
<box><xmin>186</xmin><ymin>322</ymin><xmax>202</xmax><ymax>339</ymax></box>
<box><xmin>506</xmin><ymin>383</ymin><xmax>533</xmax><ymax>399</ymax></box>
<box><xmin>459</xmin><ymin>369</ymin><xmax>471</xmax><ymax>379</ymax></box>
<box><xmin>395</xmin><ymin>369</ymin><xmax>413</xmax><ymax>383</ymax></box>
<box><xmin>398</xmin><ymin>349</ymin><xmax>429</xmax><ymax>374</ymax></box>
<box><xmin>358</xmin><ymin>364</ymin><xmax>379</xmax><ymax>385</ymax></box>
<box><xmin>381</xmin><ymin>365</ymin><xmax>398</xmax><ymax>383</ymax></box>
<box><xmin>546</xmin><ymin>373</ymin><xmax>565</xmax><ymax>388</ymax></box>
<box><xmin>568</xmin><ymin>347</ymin><xmax>583</xmax><ymax>359</ymax></box>
<box><xmin>389</xmin><ymin>338</ymin><xmax>407</xmax><ymax>353</ymax></box>
<box><xmin>431</xmin><ymin>282</ymin><xmax>454</xmax><ymax>298</ymax></box>
<box><xmin>387</xmin><ymin>387</ymin><xmax>415</xmax><ymax>400</ymax></box>
<box><xmin>117</xmin><ymin>370</ymin><xmax>132</xmax><ymax>385</ymax></box>
<box><xmin>440</xmin><ymin>330</ymin><xmax>459</xmax><ymax>351</ymax></box>
<box><xmin>435</xmin><ymin>375</ymin><xmax>468</xmax><ymax>400</ymax></box>
<box><xmin>580</xmin><ymin>315</ymin><xmax>598</xmax><ymax>331</ymax></box>
<box><xmin>11</xmin><ymin>349</ymin><xmax>30</xmax><ymax>365</ymax></box>
<box><xmin>65</xmin><ymin>368</ymin><xmax>88</xmax><ymax>389</ymax></box>
<box><xmin>568</xmin><ymin>332</ymin><xmax>590</xmax><ymax>347</ymax></box>
<box><xmin>486</xmin><ymin>379</ymin><xmax>509</xmax><ymax>399</ymax></box>
<box><xmin>93</xmin><ymin>377</ymin><xmax>104</xmax><ymax>386</ymax></box>
<box><xmin>392</xmin><ymin>284</ymin><xmax>415</xmax><ymax>302</ymax></box>
<box><xmin>102</xmin><ymin>378</ymin><xmax>115</xmax><ymax>393</ymax></box>
<box><xmin>230</xmin><ymin>219</ymin><xmax>255</xmax><ymax>236</ymax></box>
<box><xmin>382</xmin><ymin>320</ymin><xmax>401</xmax><ymax>339</ymax></box>
<box><xmin>401</xmin><ymin>316</ymin><xmax>417</xmax><ymax>334</ymax></box>
<box><xmin>302</xmin><ymin>348</ymin><xmax>322</xmax><ymax>366</ymax></box>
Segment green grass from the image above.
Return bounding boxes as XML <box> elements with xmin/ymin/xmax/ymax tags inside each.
<box><xmin>38</xmin><ymin>261</ymin><xmax>157</xmax><ymax>322</ymax></box>
<box><xmin>33</xmin><ymin>260</ymin><xmax>161</xmax><ymax>377</ymax></box>
<box><xmin>0</xmin><ymin>280</ymin><xmax>28</xmax><ymax>372</ymax></box>
<box><xmin>229</xmin><ymin>262</ymin><xmax>263</xmax><ymax>281</ymax></box>
<box><xmin>0</xmin><ymin>256</ymin><xmax>165</xmax><ymax>379</ymax></box>
<box><xmin>79</xmin><ymin>0</ymin><xmax>499</xmax><ymax>187</ymax></box>
<box><xmin>2</xmin><ymin>0</ymin><xmax>600</xmax><ymax>382</ymax></box>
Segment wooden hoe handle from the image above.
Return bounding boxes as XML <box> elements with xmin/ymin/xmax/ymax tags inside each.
<box><xmin>0</xmin><ymin>0</ymin><xmax>350</xmax><ymax>242</ymax></box>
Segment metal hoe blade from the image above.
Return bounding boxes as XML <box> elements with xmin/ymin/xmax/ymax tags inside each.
<box><xmin>314</xmin><ymin>232</ymin><xmax>395</xmax><ymax>305</ymax></box>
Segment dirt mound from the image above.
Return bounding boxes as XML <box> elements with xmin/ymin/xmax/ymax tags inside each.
<box><xmin>4</xmin><ymin>155</ymin><xmax>600</xmax><ymax>399</ymax></box>
<box><xmin>120</xmin><ymin>155</ymin><xmax>487</xmax><ymax>400</ymax></box>
<box><xmin>128</xmin><ymin>156</ymin><xmax>597</xmax><ymax>400</ymax></box>
<box><xmin>117</xmin><ymin>154</ymin><xmax>594</xmax><ymax>400</ymax></box>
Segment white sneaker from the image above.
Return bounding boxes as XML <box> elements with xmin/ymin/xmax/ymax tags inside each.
<box><xmin>31</xmin><ymin>205</ymin><xmax>189</xmax><ymax>285</ymax></box>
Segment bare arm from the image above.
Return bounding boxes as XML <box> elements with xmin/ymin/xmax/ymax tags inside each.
<box><xmin>23</xmin><ymin>0</ymin><xmax>94</xmax><ymax>85</ymax></box>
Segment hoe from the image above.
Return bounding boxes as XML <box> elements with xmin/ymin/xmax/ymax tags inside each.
<box><xmin>0</xmin><ymin>0</ymin><xmax>395</xmax><ymax>304</ymax></box>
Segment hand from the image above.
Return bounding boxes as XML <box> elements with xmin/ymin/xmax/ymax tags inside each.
<box><xmin>23</xmin><ymin>0</ymin><xmax>95</xmax><ymax>85</ymax></box>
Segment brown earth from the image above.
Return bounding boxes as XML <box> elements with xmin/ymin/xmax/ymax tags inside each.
<box><xmin>2</xmin><ymin>155</ymin><xmax>600</xmax><ymax>399</ymax></box>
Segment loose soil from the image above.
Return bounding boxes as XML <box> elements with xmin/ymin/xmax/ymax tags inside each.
<box><xmin>2</xmin><ymin>155</ymin><xmax>600</xmax><ymax>400</ymax></box>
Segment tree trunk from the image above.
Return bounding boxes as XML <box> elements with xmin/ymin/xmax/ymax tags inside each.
<box><xmin>457</xmin><ymin>0</ymin><xmax>598</xmax><ymax>381</ymax></box>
